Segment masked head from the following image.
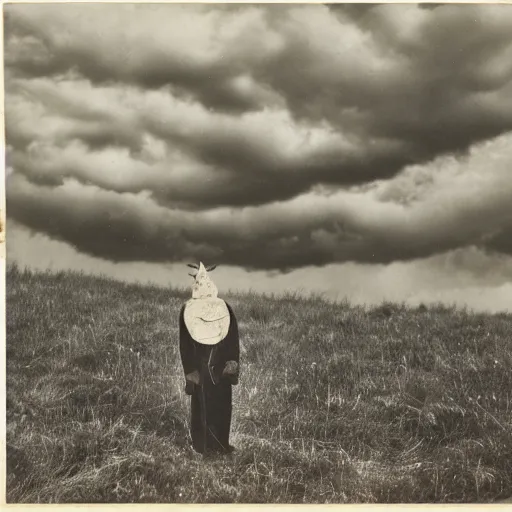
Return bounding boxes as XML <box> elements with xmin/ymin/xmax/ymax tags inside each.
<box><xmin>184</xmin><ymin>262</ymin><xmax>229</xmax><ymax>344</ymax></box>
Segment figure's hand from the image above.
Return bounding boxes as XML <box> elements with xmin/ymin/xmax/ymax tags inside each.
<box><xmin>223</xmin><ymin>360</ymin><xmax>238</xmax><ymax>375</ymax></box>
<box><xmin>185</xmin><ymin>380</ymin><xmax>194</xmax><ymax>395</ymax></box>
<box><xmin>222</xmin><ymin>360</ymin><xmax>239</xmax><ymax>384</ymax></box>
<box><xmin>185</xmin><ymin>370</ymin><xmax>200</xmax><ymax>394</ymax></box>
<box><xmin>186</xmin><ymin>370</ymin><xmax>200</xmax><ymax>385</ymax></box>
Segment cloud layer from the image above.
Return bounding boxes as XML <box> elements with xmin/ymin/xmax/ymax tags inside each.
<box><xmin>5</xmin><ymin>3</ymin><xmax>512</xmax><ymax>270</ymax></box>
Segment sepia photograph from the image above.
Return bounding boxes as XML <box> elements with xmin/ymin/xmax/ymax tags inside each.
<box><xmin>4</xmin><ymin>1</ymin><xmax>512</xmax><ymax>504</ymax></box>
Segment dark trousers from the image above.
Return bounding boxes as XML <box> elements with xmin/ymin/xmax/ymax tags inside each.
<box><xmin>190</xmin><ymin>353</ymin><xmax>233</xmax><ymax>454</ymax></box>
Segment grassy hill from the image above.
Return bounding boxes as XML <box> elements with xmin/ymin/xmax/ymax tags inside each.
<box><xmin>6</xmin><ymin>264</ymin><xmax>512</xmax><ymax>503</ymax></box>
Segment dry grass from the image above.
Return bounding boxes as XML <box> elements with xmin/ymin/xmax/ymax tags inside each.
<box><xmin>6</xmin><ymin>263</ymin><xmax>512</xmax><ymax>503</ymax></box>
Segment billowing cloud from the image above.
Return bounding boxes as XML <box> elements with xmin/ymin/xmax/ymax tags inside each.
<box><xmin>6</xmin><ymin>131</ymin><xmax>512</xmax><ymax>271</ymax></box>
<box><xmin>4</xmin><ymin>3</ymin><xmax>512</xmax><ymax>272</ymax></box>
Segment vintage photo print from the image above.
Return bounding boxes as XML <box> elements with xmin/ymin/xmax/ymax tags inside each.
<box><xmin>3</xmin><ymin>1</ymin><xmax>512</xmax><ymax>505</ymax></box>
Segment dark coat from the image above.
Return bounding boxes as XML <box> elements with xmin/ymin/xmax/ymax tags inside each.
<box><xmin>179</xmin><ymin>301</ymin><xmax>240</xmax><ymax>454</ymax></box>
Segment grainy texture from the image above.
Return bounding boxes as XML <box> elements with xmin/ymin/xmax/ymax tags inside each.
<box><xmin>6</xmin><ymin>264</ymin><xmax>512</xmax><ymax>503</ymax></box>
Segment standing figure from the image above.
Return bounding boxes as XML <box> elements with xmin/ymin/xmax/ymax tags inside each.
<box><xmin>179</xmin><ymin>262</ymin><xmax>240</xmax><ymax>455</ymax></box>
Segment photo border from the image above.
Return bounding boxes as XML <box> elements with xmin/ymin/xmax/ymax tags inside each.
<box><xmin>1</xmin><ymin>1</ymin><xmax>511</xmax><ymax>510</ymax></box>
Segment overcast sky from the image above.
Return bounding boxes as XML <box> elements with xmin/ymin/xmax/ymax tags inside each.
<box><xmin>5</xmin><ymin>3</ymin><xmax>512</xmax><ymax>312</ymax></box>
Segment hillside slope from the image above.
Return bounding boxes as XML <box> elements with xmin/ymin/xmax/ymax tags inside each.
<box><xmin>6</xmin><ymin>265</ymin><xmax>512</xmax><ymax>503</ymax></box>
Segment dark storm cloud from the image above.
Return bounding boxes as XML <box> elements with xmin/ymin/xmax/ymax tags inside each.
<box><xmin>5</xmin><ymin>3</ymin><xmax>512</xmax><ymax>270</ymax></box>
<box><xmin>6</xmin><ymin>76</ymin><xmax>410</xmax><ymax>208</ymax></box>
<box><xmin>4</xmin><ymin>4</ymin><xmax>281</xmax><ymax>114</ymax></box>
<box><xmin>6</xmin><ymin>129</ymin><xmax>512</xmax><ymax>271</ymax></box>
<box><xmin>486</xmin><ymin>228</ymin><xmax>512</xmax><ymax>256</ymax></box>
<box><xmin>6</xmin><ymin>4</ymin><xmax>512</xmax><ymax>198</ymax></box>
<box><xmin>257</xmin><ymin>4</ymin><xmax>512</xmax><ymax>160</ymax></box>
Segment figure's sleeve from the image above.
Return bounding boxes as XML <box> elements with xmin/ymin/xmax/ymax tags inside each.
<box><xmin>222</xmin><ymin>303</ymin><xmax>240</xmax><ymax>384</ymax></box>
<box><xmin>179</xmin><ymin>305</ymin><xmax>197</xmax><ymax>377</ymax></box>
